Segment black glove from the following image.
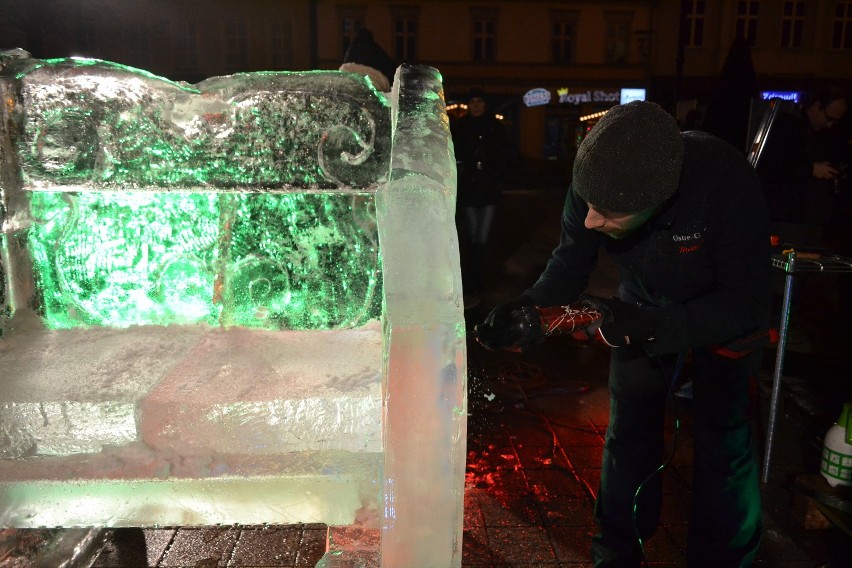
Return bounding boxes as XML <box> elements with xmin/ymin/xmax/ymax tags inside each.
<box><xmin>474</xmin><ymin>295</ymin><xmax>543</xmax><ymax>352</ymax></box>
<box><xmin>579</xmin><ymin>295</ymin><xmax>656</xmax><ymax>348</ymax></box>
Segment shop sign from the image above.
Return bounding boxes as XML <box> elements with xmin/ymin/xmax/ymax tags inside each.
<box><xmin>761</xmin><ymin>91</ymin><xmax>799</xmax><ymax>103</ymax></box>
<box><xmin>556</xmin><ymin>88</ymin><xmax>620</xmax><ymax>105</ymax></box>
<box><xmin>523</xmin><ymin>88</ymin><xmax>551</xmax><ymax>107</ymax></box>
<box><xmin>620</xmin><ymin>88</ymin><xmax>646</xmax><ymax>104</ymax></box>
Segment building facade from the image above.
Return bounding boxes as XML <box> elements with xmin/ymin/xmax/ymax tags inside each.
<box><xmin>2</xmin><ymin>0</ymin><xmax>851</xmax><ymax>179</ymax></box>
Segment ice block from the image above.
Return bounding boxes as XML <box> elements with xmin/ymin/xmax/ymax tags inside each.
<box><xmin>0</xmin><ymin>57</ymin><xmax>465</xmax><ymax>567</ymax></box>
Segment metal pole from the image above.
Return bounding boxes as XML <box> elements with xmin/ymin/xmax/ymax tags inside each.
<box><xmin>762</xmin><ymin>251</ymin><xmax>796</xmax><ymax>483</ymax></box>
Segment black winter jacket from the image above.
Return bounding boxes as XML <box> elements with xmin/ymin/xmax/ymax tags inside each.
<box><xmin>452</xmin><ymin>113</ymin><xmax>507</xmax><ymax>207</ymax></box>
<box><xmin>526</xmin><ymin>131</ymin><xmax>772</xmax><ymax>356</ymax></box>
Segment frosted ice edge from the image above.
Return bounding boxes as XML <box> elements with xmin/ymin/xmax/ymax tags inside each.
<box><xmin>8</xmin><ymin>58</ymin><xmax>392</xmax><ymax>190</ymax></box>
<box><xmin>376</xmin><ymin>65</ymin><xmax>466</xmax><ymax>568</ymax></box>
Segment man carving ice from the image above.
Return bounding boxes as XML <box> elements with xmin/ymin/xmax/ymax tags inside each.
<box><xmin>475</xmin><ymin>101</ymin><xmax>771</xmax><ymax>567</ymax></box>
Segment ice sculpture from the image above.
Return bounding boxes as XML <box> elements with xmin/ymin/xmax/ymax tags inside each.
<box><xmin>0</xmin><ymin>55</ymin><xmax>465</xmax><ymax>567</ymax></box>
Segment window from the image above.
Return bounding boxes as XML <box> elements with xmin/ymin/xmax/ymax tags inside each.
<box><xmin>736</xmin><ymin>0</ymin><xmax>759</xmax><ymax>46</ymax></box>
<box><xmin>226</xmin><ymin>19</ymin><xmax>248</xmax><ymax>71</ymax></box>
<box><xmin>780</xmin><ymin>1</ymin><xmax>805</xmax><ymax>48</ymax></box>
<box><xmin>605</xmin><ymin>12</ymin><xmax>633</xmax><ymax>64</ymax></box>
<box><xmin>270</xmin><ymin>21</ymin><xmax>294</xmax><ymax>69</ymax></box>
<box><xmin>543</xmin><ymin>113</ymin><xmax>577</xmax><ymax>160</ymax></box>
<box><xmin>123</xmin><ymin>22</ymin><xmax>149</xmax><ymax>68</ymax></box>
<box><xmin>173</xmin><ymin>20</ymin><xmax>198</xmax><ymax>74</ymax></box>
<box><xmin>473</xmin><ymin>20</ymin><xmax>495</xmax><ymax>61</ymax></box>
<box><xmin>550</xmin><ymin>11</ymin><xmax>578</xmax><ymax>65</ymax></box>
<box><xmin>470</xmin><ymin>8</ymin><xmax>498</xmax><ymax>62</ymax></box>
<box><xmin>551</xmin><ymin>21</ymin><xmax>574</xmax><ymax>64</ymax></box>
<box><xmin>634</xmin><ymin>30</ymin><xmax>651</xmax><ymax>61</ymax></box>
<box><xmin>394</xmin><ymin>17</ymin><xmax>417</xmax><ymax>61</ymax></box>
<box><xmin>833</xmin><ymin>2</ymin><xmax>852</xmax><ymax>49</ymax></box>
<box><xmin>682</xmin><ymin>1</ymin><xmax>705</xmax><ymax>47</ymax></box>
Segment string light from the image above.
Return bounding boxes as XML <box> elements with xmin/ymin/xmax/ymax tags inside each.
<box><xmin>579</xmin><ymin>109</ymin><xmax>609</xmax><ymax>122</ymax></box>
<box><xmin>446</xmin><ymin>103</ymin><xmax>503</xmax><ymax>120</ymax></box>
<box><xmin>446</xmin><ymin>102</ymin><xmax>468</xmax><ymax>112</ymax></box>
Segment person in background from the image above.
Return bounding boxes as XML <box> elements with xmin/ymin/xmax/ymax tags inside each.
<box><xmin>756</xmin><ymin>86</ymin><xmax>848</xmax><ymax>248</ymax></box>
<box><xmin>451</xmin><ymin>88</ymin><xmax>508</xmax><ymax>305</ymax></box>
<box><xmin>701</xmin><ymin>36</ymin><xmax>758</xmax><ymax>152</ymax></box>
<box><xmin>339</xmin><ymin>28</ymin><xmax>397</xmax><ymax>92</ymax></box>
<box><xmin>800</xmin><ymin>88</ymin><xmax>848</xmax><ymax>248</ymax></box>
<box><xmin>820</xmin><ymin>106</ymin><xmax>851</xmax><ymax>254</ymax></box>
<box><xmin>475</xmin><ymin>101</ymin><xmax>770</xmax><ymax>567</ymax></box>
<box><xmin>755</xmin><ymin>87</ymin><xmax>848</xmax><ymax>344</ymax></box>
<box><xmin>680</xmin><ymin>108</ymin><xmax>703</xmax><ymax>132</ymax></box>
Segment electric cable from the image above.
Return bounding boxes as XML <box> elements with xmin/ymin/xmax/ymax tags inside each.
<box><xmin>632</xmin><ymin>351</ymin><xmax>686</xmax><ymax>567</ymax></box>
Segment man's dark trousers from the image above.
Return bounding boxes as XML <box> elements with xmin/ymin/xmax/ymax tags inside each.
<box><xmin>591</xmin><ymin>344</ymin><xmax>763</xmax><ymax>567</ymax></box>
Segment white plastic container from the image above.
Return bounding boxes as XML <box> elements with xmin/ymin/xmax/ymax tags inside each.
<box><xmin>820</xmin><ymin>402</ymin><xmax>852</xmax><ymax>487</ymax></box>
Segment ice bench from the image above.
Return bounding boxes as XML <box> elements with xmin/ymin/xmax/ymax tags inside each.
<box><xmin>0</xmin><ymin>55</ymin><xmax>466</xmax><ymax>566</ymax></box>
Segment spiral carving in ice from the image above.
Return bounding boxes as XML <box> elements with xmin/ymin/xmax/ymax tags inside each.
<box><xmin>13</xmin><ymin>59</ymin><xmax>391</xmax><ymax>190</ymax></box>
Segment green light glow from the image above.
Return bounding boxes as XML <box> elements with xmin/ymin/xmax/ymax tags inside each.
<box><xmin>26</xmin><ymin>190</ymin><xmax>380</xmax><ymax>330</ymax></box>
<box><xmin>3</xmin><ymin>57</ymin><xmax>391</xmax><ymax>332</ymax></box>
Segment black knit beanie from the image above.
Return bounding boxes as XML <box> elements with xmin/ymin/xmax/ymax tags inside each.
<box><xmin>573</xmin><ymin>101</ymin><xmax>684</xmax><ymax>213</ymax></box>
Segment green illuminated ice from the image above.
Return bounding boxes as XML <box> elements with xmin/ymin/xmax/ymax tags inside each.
<box><xmin>1</xmin><ymin>56</ymin><xmax>465</xmax><ymax>567</ymax></box>
<box><xmin>3</xmin><ymin>57</ymin><xmax>386</xmax><ymax>331</ymax></box>
<box><xmin>26</xmin><ymin>190</ymin><xmax>379</xmax><ymax>329</ymax></box>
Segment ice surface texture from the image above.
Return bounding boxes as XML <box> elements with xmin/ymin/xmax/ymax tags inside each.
<box><xmin>7</xmin><ymin>58</ymin><xmax>391</xmax><ymax>190</ymax></box>
<box><xmin>376</xmin><ymin>65</ymin><xmax>466</xmax><ymax>567</ymax></box>
<box><xmin>22</xmin><ymin>190</ymin><xmax>381</xmax><ymax>329</ymax></box>
<box><xmin>1</xmin><ymin>59</ymin><xmax>385</xmax><ymax>331</ymax></box>
<box><xmin>1</xmin><ymin>58</ymin><xmax>465</xmax><ymax>567</ymax></box>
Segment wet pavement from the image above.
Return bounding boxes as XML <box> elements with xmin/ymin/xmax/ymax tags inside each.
<box><xmin>3</xmin><ymin>186</ymin><xmax>851</xmax><ymax>567</ymax></box>
<box><xmin>458</xmin><ymin>185</ymin><xmax>852</xmax><ymax>567</ymax></box>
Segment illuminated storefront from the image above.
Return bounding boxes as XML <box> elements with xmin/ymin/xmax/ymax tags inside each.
<box><xmin>447</xmin><ymin>84</ymin><xmax>647</xmax><ymax>182</ymax></box>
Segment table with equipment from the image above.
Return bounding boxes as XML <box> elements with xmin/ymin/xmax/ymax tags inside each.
<box><xmin>762</xmin><ymin>250</ymin><xmax>852</xmax><ymax>484</ymax></box>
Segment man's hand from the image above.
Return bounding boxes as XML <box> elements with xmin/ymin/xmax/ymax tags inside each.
<box><xmin>474</xmin><ymin>296</ymin><xmax>543</xmax><ymax>352</ymax></box>
<box><xmin>579</xmin><ymin>295</ymin><xmax>656</xmax><ymax>348</ymax></box>
<box><xmin>813</xmin><ymin>161</ymin><xmax>840</xmax><ymax>180</ymax></box>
